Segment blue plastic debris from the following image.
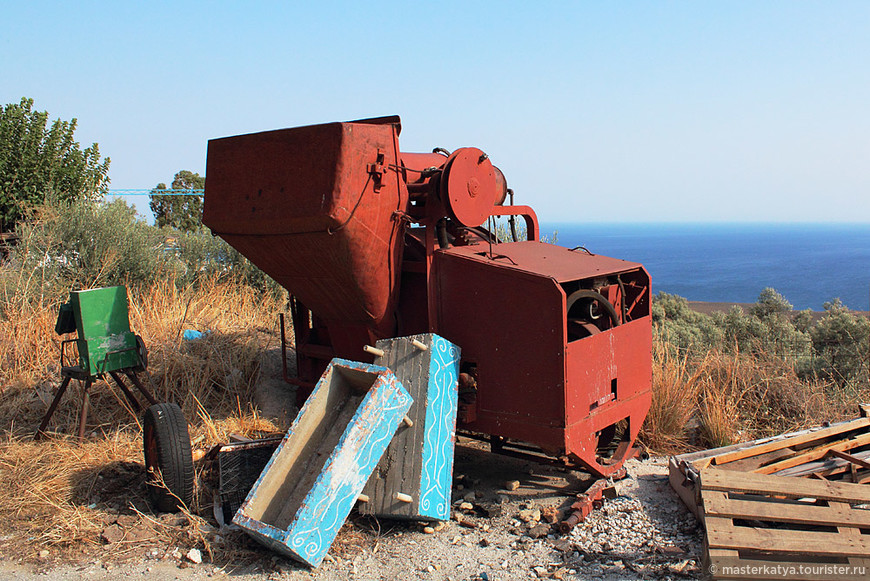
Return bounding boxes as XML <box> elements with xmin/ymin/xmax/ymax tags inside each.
<box><xmin>233</xmin><ymin>358</ymin><xmax>412</xmax><ymax>567</ymax></box>
<box><xmin>182</xmin><ymin>329</ymin><xmax>204</xmax><ymax>341</ymax></box>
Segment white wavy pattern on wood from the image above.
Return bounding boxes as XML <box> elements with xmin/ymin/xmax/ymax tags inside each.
<box><xmin>235</xmin><ymin>360</ymin><xmax>412</xmax><ymax>567</ymax></box>
<box><xmin>419</xmin><ymin>336</ymin><xmax>460</xmax><ymax>519</ymax></box>
<box><xmin>287</xmin><ymin>374</ymin><xmax>411</xmax><ymax>564</ymax></box>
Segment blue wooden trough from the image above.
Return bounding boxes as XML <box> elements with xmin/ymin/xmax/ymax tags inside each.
<box><xmin>359</xmin><ymin>333</ymin><xmax>460</xmax><ymax>521</ymax></box>
<box><xmin>233</xmin><ymin>358</ymin><xmax>412</xmax><ymax>567</ymax></box>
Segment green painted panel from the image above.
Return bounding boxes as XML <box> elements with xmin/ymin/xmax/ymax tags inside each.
<box><xmin>68</xmin><ymin>286</ymin><xmax>139</xmax><ymax>375</ymax></box>
<box><xmin>70</xmin><ymin>286</ymin><xmax>131</xmax><ymax>339</ymax></box>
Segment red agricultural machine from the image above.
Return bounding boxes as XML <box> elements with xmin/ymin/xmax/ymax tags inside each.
<box><xmin>203</xmin><ymin>116</ymin><xmax>651</xmax><ymax>477</ymax></box>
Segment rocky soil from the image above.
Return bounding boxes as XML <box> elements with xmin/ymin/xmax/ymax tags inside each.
<box><xmin>0</xmin><ymin>349</ymin><xmax>706</xmax><ymax>580</ymax></box>
<box><xmin>0</xmin><ymin>448</ymin><xmax>705</xmax><ymax>581</ymax></box>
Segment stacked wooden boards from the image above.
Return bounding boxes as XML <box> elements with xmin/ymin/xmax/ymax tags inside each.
<box><xmin>702</xmin><ymin>468</ymin><xmax>870</xmax><ymax>580</ymax></box>
<box><xmin>670</xmin><ymin>410</ymin><xmax>870</xmax><ymax>518</ymax></box>
<box><xmin>670</xmin><ymin>407</ymin><xmax>870</xmax><ymax>580</ymax></box>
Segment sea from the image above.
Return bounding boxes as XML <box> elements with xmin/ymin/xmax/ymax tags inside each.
<box><xmin>537</xmin><ymin>222</ymin><xmax>870</xmax><ymax>312</ymax></box>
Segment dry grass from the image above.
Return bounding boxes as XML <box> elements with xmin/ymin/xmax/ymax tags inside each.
<box><xmin>639</xmin><ymin>339</ymin><xmax>702</xmax><ymax>453</ymax></box>
<box><xmin>1</xmin><ymin>272</ymin><xmax>866</xmax><ymax>564</ymax></box>
<box><xmin>0</xmin><ymin>277</ymin><xmax>286</xmax><ymax>437</ymax></box>
<box><xmin>0</xmin><ymin>431</ymin><xmax>140</xmax><ymax>550</ymax></box>
<box><xmin>642</xmin><ymin>338</ymin><xmax>868</xmax><ymax>453</ymax></box>
<box><xmin>0</xmin><ymin>278</ymin><xmax>289</xmax><ymax>563</ymax></box>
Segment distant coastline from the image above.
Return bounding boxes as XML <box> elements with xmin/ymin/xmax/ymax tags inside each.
<box><xmin>542</xmin><ymin>222</ymin><xmax>870</xmax><ymax>312</ymax></box>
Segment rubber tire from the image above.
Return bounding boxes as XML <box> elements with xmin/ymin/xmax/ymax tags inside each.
<box><xmin>143</xmin><ymin>402</ymin><xmax>194</xmax><ymax>513</ymax></box>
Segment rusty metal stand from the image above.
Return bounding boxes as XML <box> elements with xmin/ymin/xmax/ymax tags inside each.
<box><xmin>35</xmin><ymin>367</ymin><xmax>158</xmax><ymax>441</ymax></box>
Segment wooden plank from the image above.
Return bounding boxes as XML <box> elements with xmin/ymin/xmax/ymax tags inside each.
<box><xmin>673</xmin><ymin>426</ymin><xmax>832</xmax><ymax>471</ymax></box>
<box><xmin>788</xmin><ymin>462</ymin><xmax>870</xmax><ymax>481</ymax></box>
<box><xmin>701</xmin><ymin>467</ymin><xmax>870</xmax><ymax>504</ymax></box>
<box><xmin>831</xmin><ymin>501</ymin><xmax>870</xmax><ymax>570</ymax></box>
<box><xmin>702</xmin><ymin>488</ymin><xmax>870</xmax><ymax>579</ymax></box>
<box><xmin>695</xmin><ymin>457</ymin><xmax>714</xmax><ymax>471</ymax></box>
<box><xmin>755</xmin><ymin>432</ymin><xmax>870</xmax><ymax>475</ymax></box>
<box><xmin>827</xmin><ymin>449</ymin><xmax>870</xmax><ymax>471</ymax></box>
<box><xmin>669</xmin><ymin>456</ymin><xmax>703</xmax><ymax>520</ymax></box>
<box><xmin>709</xmin><ymin>417</ymin><xmax>870</xmax><ymax>466</ymax></box>
<box><xmin>360</xmin><ymin>333</ymin><xmax>460</xmax><ymax>521</ymax></box>
<box><xmin>706</xmin><ymin>524</ymin><xmax>870</xmax><ymax>558</ymax></box>
<box><xmin>704</xmin><ymin>495</ymin><xmax>870</xmax><ymax>528</ymax></box>
<box><xmin>776</xmin><ymin>449</ymin><xmax>870</xmax><ymax>478</ymax></box>
<box><xmin>720</xmin><ymin>447</ymin><xmax>796</xmax><ymax>472</ymax></box>
<box><xmin>360</xmin><ymin>337</ymin><xmax>424</xmax><ymax>519</ymax></box>
<box><xmin>702</xmin><ymin>489</ymin><xmax>730</xmax><ymax>515</ymax></box>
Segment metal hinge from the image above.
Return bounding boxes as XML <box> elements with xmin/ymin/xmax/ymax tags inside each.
<box><xmin>367</xmin><ymin>149</ymin><xmax>386</xmax><ymax>192</ymax></box>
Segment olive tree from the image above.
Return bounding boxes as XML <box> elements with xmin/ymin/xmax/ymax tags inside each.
<box><xmin>0</xmin><ymin>97</ymin><xmax>110</xmax><ymax>232</ymax></box>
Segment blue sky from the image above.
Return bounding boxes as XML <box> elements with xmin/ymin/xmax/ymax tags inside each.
<box><xmin>3</xmin><ymin>2</ymin><xmax>868</xmax><ymax>222</ymax></box>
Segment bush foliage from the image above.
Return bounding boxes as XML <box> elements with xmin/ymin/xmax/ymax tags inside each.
<box><xmin>648</xmin><ymin>288</ymin><xmax>870</xmax><ymax>450</ymax></box>
<box><xmin>652</xmin><ymin>288</ymin><xmax>869</xmax><ymax>391</ymax></box>
<box><xmin>0</xmin><ymin>98</ymin><xmax>110</xmax><ymax>232</ymax></box>
<box><xmin>0</xmin><ymin>197</ymin><xmax>281</xmax><ymax>310</ymax></box>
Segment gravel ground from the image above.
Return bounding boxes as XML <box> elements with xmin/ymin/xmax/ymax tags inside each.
<box><xmin>0</xmin><ymin>350</ymin><xmax>705</xmax><ymax>580</ymax></box>
<box><xmin>0</xmin><ymin>450</ymin><xmax>705</xmax><ymax>581</ymax></box>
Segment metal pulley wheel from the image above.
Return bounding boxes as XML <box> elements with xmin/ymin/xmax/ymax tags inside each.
<box><xmin>440</xmin><ymin>147</ymin><xmax>499</xmax><ymax>228</ymax></box>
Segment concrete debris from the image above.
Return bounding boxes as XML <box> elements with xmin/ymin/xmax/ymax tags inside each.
<box><xmin>185</xmin><ymin>548</ymin><xmax>202</xmax><ymax>564</ymax></box>
<box><xmin>517</xmin><ymin>508</ymin><xmax>541</xmax><ymax>523</ymax></box>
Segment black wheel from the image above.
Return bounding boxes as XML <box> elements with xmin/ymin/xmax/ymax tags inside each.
<box><xmin>143</xmin><ymin>402</ymin><xmax>194</xmax><ymax>513</ymax></box>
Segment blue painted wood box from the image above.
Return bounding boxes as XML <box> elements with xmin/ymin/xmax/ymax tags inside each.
<box><xmin>359</xmin><ymin>333</ymin><xmax>460</xmax><ymax>521</ymax></box>
<box><xmin>233</xmin><ymin>358</ymin><xmax>412</xmax><ymax>567</ymax></box>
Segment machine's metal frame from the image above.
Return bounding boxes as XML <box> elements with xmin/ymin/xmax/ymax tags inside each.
<box><xmin>204</xmin><ymin>116</ymin><xmax>651</xmax><ymax>477</ymax></box>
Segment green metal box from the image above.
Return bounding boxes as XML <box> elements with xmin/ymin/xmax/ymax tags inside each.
<box><xmin>68</xmin><ymin>286</ymin><xmax>139</xmax><ymax>375</ymax></box>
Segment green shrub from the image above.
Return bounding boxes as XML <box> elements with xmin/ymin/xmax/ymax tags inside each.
<box><xmin>170</xmin><ymin>226</ymin><xmax>282</xmax><ymax>294</ymax></box>
<box><xmin>651</xmin><ymin>292</ymin><xmax>724</xmax><ymax>351</ymax></box>
<box><xmin>808</xmin><ymin>299</ymin><xmax>870</xmax><ymax>391</ymax></box>
<box><xmin>652</xmin><ymin>288</ymin><xmax>868</xmax><ymax>395</ymax></box>
<box><xmin>0</xmin><ymin>97</ymin><xmax>110</xmax><ymax>232</ymax></box>
<box><xmin>2</xmin><ymin>198</ymin><xmax>173</xmax><ymax>306</ymax></box>
<box><xmin>0</xmin><ymin>197</ymin><xmax>282</xmax><ymax>311</ymax></box>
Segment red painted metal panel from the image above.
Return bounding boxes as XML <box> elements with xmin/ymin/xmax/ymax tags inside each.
<box><xmin>564</xmin><ymin>319</ymin><xmax>652</xmax><ymax>473</ymax></box>
<box><xmin>434</xmin><ymin>246</ymin><xmax>567</xmax><ymax>453</ymax></box>
<box><xmin>440</xmin><ymin>241</ymin><xmax>643</xmax><ymax>283</ymax></box>
<box><xmin>204</xmin><ymin>120</ymin><xmax>407</xmax><ymax>335</ymax></box>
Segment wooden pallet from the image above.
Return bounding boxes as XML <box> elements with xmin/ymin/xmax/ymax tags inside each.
<box><xmin>670</xmin><ymin>407</ymin><xmax>870</xmax><ymax>518</ymax></box>
<box><xmin>701</xmin><ymin>467</ymin><xmax>870</xmax><ymax>580</ymax></box>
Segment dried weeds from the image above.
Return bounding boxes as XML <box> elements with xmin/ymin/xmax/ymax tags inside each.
<box><xmin>0</xmin><ymin>279</ymin><xmax>288</xmax><ymax>565</ymax></box>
